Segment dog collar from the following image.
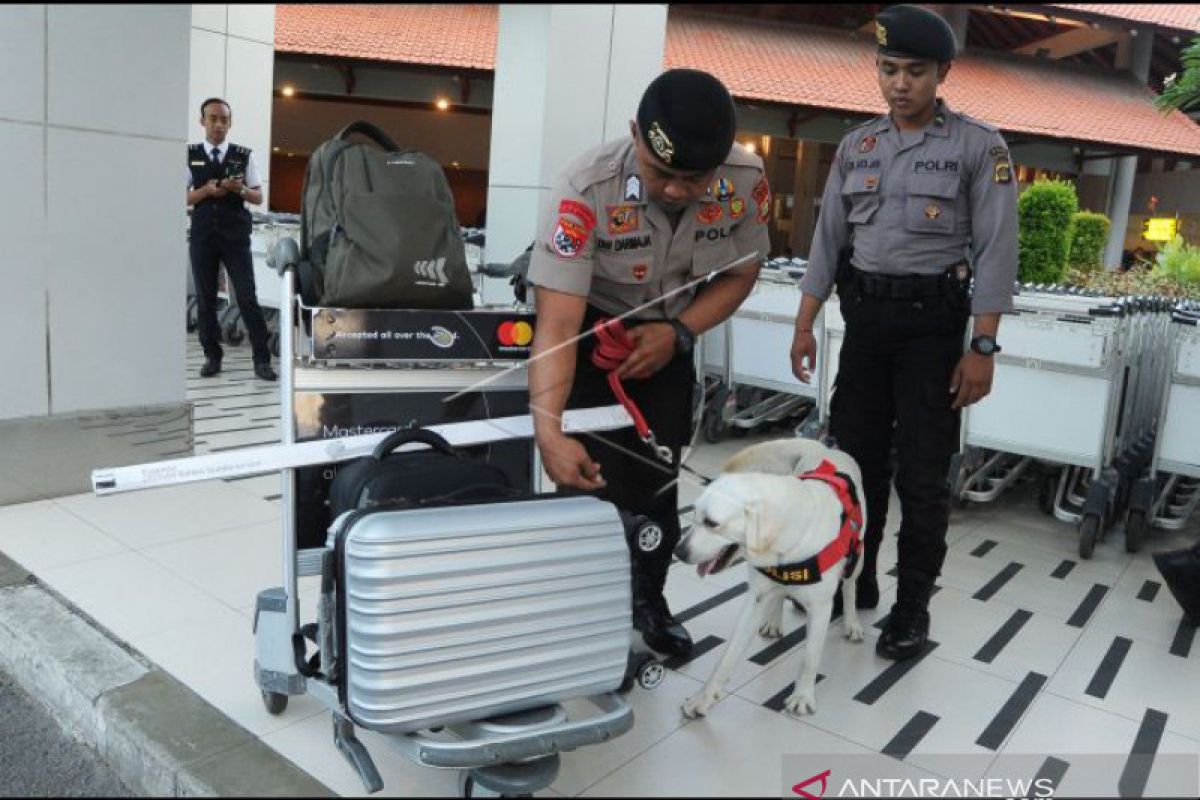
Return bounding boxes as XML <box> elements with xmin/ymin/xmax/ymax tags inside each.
<box><xmin>755</xmin><ymin>459</ymin><xmax>863</xmax><ymax>587</ymax></box>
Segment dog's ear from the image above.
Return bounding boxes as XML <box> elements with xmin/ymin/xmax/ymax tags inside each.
<box><xmin>744</xmin><ymin>496</ymin><xmax>778</xmax><ymax>558</ymax></box>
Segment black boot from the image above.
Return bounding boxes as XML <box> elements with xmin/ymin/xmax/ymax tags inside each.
<box><xmin>1153</xmin><ymin>542</ymin><xmax>1200</xmax><ymax>625</ymax></box>
<box><xmin>199</xmin><ymin>357</ymin><xmax>221</xmax><ymax>378</ymax></box>
<box><xmin>876</xmin><ymin>604</ymin><xmax>930</xmax><ymax>660</ymax></box>
<box><xmin>633</xmin><ymin>589</ymin><xmax>693</xmax><ymax>659</ymax></box>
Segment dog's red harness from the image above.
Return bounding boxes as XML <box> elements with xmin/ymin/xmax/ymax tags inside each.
<box><xmin>590</xmin><ymin>318</ymin><xmax>673</xmax><ymax>464</ymax></box>
<box><xmin>756</xmin><ymin>459</ymin><xmax>864</xmax><ymax>586</ymax></box>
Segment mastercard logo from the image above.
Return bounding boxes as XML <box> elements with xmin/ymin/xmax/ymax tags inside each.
<box><xmin>497</xmin><ymin>321</ymin><xmax>534</xmax><ymax>347</ymax></box>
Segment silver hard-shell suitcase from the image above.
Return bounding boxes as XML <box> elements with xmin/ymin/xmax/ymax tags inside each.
<box><xmin>331</xmin><ymin>494</ymin><xmax>632</xmax><ymax>735</ymax></box>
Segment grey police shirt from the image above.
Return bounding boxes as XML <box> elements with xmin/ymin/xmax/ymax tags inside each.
<box><xmin>527</xmin><ymin>138</ymin><xmax>772</xmax><ymax>320</ymax></box>
<box><xmin>799</xmin><ymin>100</ymin><xmax>1019</xmax><ymax>315</ymax></box>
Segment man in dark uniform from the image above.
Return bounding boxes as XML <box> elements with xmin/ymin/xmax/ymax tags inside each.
<box><xmin>527</xmin><ymin>70</ymin><xmax>772</xmax><ymax>658</ymax></box>
<box><xmin>790</xmin><ymin>5</ymin><xmax>1018</xmax><ymax>660</ymax></box>
<box><xmin>186</xmin><ymin>97</ymin><xmax>276</xmax><ymax>381</ymax></box>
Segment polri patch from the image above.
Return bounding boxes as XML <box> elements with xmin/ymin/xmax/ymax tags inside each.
<box><xmin>730</xmin><ymin>197</ymin><xmax>747</xmax><ymax>219</ymax></box>
<box><xmin>752</xmin><ymin>175</ymin><xmax>770</xmax><ymax>205</ymax></box>
<box><xmin>711</xmin><ymin>177</ymin><xmax>735</xmax><ymax>201</ymax></box>
<box><xmin>559</xmin><ymin>199</ymin><xmax>597</xmax><ymax>232</ymax></box>
<box><xmin>552</xmin><ymin>218</ymin><xmax>588</xmax><ymax>258</ymax></box>
<box><xmin>607</xmin><ymin>205</ymin><xmax>639</xmax><ymax>235</ymax></box>
<box><xmin>697</xmin><ymin>203</ymin><xmax>723</xmax><ymax>224</ymax></box>
<box><xmin>993</xmin><ymin>158</ymin><xmax>1013</xmax><ymax>184</ymax></box>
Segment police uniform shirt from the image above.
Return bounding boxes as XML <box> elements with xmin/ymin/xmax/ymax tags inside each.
<box><xmin>185</xmin><ymin>140</ymin><xmax>262</xmax><ymax>191</ymax></box>
<box><xmin>799</xmin><ymin>100</ymin><xmax>1018</xmax><ymax>315</ymax></box>
<box><xmin>527</xmin><ymin>138</ymin><xmax>772</xmax><ymax>320</ymax></box>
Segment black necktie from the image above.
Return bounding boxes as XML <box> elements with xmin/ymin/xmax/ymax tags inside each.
<box><xmin>211</xmin><ymin>147</ymin><xmax>221</xmax><ymax>167</ymax></box>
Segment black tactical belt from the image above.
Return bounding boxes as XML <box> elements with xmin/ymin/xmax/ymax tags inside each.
<box><xmin>851</xmin><ymin>265</ymin><xmax>968</xmax><ymax>300</ymax></box>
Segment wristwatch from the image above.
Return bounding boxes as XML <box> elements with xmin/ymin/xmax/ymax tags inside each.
<box><xmin>237</xmin><ymin>186</ymin><xmax>248</xmax><ymax>197</ymax></box>
<box><xmin>668</xmin><ymin>319</ymin><xmax>696</xmax><ymax>355</ymax></box>
<box><xmin>970</xmin><ymin>335</ymin><xmax>1001</xmax><ymax>356</ymax></box>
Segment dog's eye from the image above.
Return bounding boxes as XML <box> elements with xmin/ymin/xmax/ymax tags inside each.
<box><xmin>703</xmin><ymin>516</ymin><xmax>719</xmax><ymax>528</ymax></box>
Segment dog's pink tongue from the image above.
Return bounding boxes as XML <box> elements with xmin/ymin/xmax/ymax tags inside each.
<box><xmin>697</xmin><ymin>559</ymin><xmax>715</xmax><ymax>578</ymax></box>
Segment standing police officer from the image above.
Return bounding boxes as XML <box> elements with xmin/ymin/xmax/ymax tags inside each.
<box><xmin>528</xmin><ymin>69</ymin><xmax>772</xmax><ymax>658</ymax></box>
<box><xmin>790</xmin><ymin>5</ymin><xmax>1018</xmax><ymax>660</ymax></box>
<box><xmin>187</xmin><ymin>97</ymin><xmax>276</xmax><ymax>381</ymax></box>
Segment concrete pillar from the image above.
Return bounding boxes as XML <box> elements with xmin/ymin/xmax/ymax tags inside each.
<box><xmin>482</xmin><ymin>4</ymin><xmax>668</xmax><ymax>305</ymax></box>
<box><xmin>189</xmin><ymin>5</ymin><xmax>275</xmax><ymax>207</ymax></box>
<box><xmin>0</xmin><ymin>5</ymin><xmax>192</xmax><ymax>504</ymax></box>
<box><xmin>790</xmin><ymin>140</ymin><xmax>822</xmax><ymax>258</ymax></box>
<box><xmin>1104</xmin><ymin>28</ymin><xmax>1154</xmax><ymax>269</ymax></box>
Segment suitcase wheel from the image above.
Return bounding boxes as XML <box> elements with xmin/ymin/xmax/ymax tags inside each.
<box><xmin>261</xmin><ymin>689</ymin><xmax>288</xmax><ymax>715</ymax></box>
<box><xmin>636</xmin><ymin>658</ymin><xmax>665</xmax><ymax>691</ymax></box>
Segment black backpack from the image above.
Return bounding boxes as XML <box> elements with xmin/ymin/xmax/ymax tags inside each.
<box><xmin>327</xmin><ymin>429</ymin><xmax>515</xmax><ymax>520</ymax></box>
<box><xmin>298</xmin><ymin>121</ymin><xmax>474</xmax><ymax>310</ymax></box>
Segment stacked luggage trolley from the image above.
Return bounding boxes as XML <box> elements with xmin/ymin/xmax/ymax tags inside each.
<box><xmin>252</xmin><ymin>240</ymin><xmax>654</xmax><ymax>797</ymax></box>
<box><xmin>700</xmin><ymin>258</ymin><xmax>821</xmax><ymax>442</ymax></box>
<box><xmin>1126</xmin><ymin>301</ymin><xmax>1200</xmax><ymax>548</ymax></box>
<box><xmin>953</xmin><ymin>285</ymin><xmax>1176</xmax><ymax>557</ymax></box>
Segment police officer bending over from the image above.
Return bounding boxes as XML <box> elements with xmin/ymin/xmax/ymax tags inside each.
<box><xmin>186</xmin><ymin>97</ymin><xmax>276</xmax><ymax>382</ymax></box>
<box><xmin>528</xmin><ymin>70</ymin><xmax>772</xmax><ymax>658</ymax></box>
<box><xmin>790</xmin><ymin>5</ymin><xmax>1018</xmax><ymax>660</ymax></box>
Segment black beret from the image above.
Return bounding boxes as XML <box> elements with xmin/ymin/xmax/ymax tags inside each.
<box><xmin>636</xmin><ymin>69</ymin><xmax>737</xmax><ymax>172</ymax></box>
<box><xmin>875</xmin><ymin>5</ymin><xmax>957</xmax><ymax>63</ymax></box>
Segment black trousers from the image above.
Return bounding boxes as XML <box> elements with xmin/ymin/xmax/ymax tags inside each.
<box><xmin>190</xmin><ymin>231</ymin><xmax>272</xmax><ymax>364</ymax></box>
<box><xmin>829</xmin><ymin>278</ymin><xmax>969</xmax><ymax>611</ymax></box>
<box><xmin>564</xmin><ymin>307</ymin><xmax>695</xmax><ymax>595</ymax></box>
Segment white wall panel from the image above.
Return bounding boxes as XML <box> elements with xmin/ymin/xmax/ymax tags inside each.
<box><xmin>0</xmin><ymin>122</ymin><xmax>49</xmax><ymax>420</ymax></box>
<box><xmin>0</xmin><ymin>6</ymin><xmax>47</xmax><ymax>125</ymax></box>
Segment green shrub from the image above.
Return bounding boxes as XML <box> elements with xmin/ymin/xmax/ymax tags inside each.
<box><xmin>1018</xmin><ymin>179</ymin><xmax>1079</xmax><ymax>284</ymax></box>
<box><xmin>1151</xmin><ymin>235</ymin><xmax>1200</xmax><ymax>287</ymax></box>
<box><xmin>1066</xmin><ymin>211</ymin><xmax>1110</xmax><ymax>274</ymax></box>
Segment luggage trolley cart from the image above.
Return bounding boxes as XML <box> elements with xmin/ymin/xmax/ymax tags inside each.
<box><xmin>253</xmin><ymin>240</ymin><xmax>645</xmax><ymax>797</ymax></box>
<box><xmin>700</xmin><ymin>259</ymin><xmax>820</xmax><ymax>442</ymax></box>
<box><xmin>248</xmin><ymin>212</ymin><xmax>300</xmax><ymax>354</ymax></box>
<box><xmin>958</xmin><ymin>288</ymin><xmax>1161</xmax><ymax>557</ymax></box>
<box><xmin>1125</xmin><ymin>304</ymin><xmax>1200</xmax><ymax>549</ymax></box>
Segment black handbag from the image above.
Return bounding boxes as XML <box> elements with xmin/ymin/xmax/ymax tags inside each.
<box><xmin>327</xmin><ymin>428</ymin><xmax>515</xmax><ymax>519</ymax></box>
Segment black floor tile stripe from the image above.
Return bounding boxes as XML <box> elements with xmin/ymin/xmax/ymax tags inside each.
<box><xmin>970</xmin><ymin>539</ymin><xmax>998</xmax><ymax>558</ymax></box>
<box><xmin>763</xmin><ymin>675</ymin><xmax>827</xmax><ymax>712</ymax></box>
<box><xmin>750</xmin><ymin>624</ymin><xmax>808</xmax><ymax>666</ymax></box>
<box><xmin>192</xmin><ymin>412</ymin><xmax>243</xmax><ymax>422</ymax></box>
<box><xmin>974</xmin><ymin>562</ymin><xmax>1024</xmax><ymax>601</ymax></box>
<box><xmin>1118</xmin><ymin>709</ymin><xmax>1168</xmax><ymax>800</ymax></box>
<box><xmin>974</xmin><ymin>609</ymin><xmax>1033</xmax><ymax>664</ymax></box>
<box><xmin>854</xmin><ymin>641</ymin><xmax>939</xmax><ymax>705</ymax></box>
<box><xmin>1136</xmin><ymin>580</ymin><xmax>1160</xmax><ymax>602</ymax></box>
<box><xmin>1051</xmin><ymin>560</ymin><xmax>1076</xmax><ymax>579</ymax></box>
<box><xmin>1169</xmin><ymin>619</ymin><xmax>1196</xmax><ymax>658</ymax></box>
<box><xmin>263</xmin><ymin>494</ymin><xmax>282</xmax><ymax>502</ymax></box>
<box><xmin>663</xmin><ymin>635</ymin><xmax>723</xmax><ymax>670</ymax></box>
<box><xmin>131</xmin><ymin>433</ymin><xmax>192</xmax><ymax>447</ymax></box>
<box><xmin>675</xmin><ymin>583</ymin><xmax>747</xmax><ymax>624</ymax></box>
<box><xmin>975</xmin><ymin>671</ymin><xmax>1047</xmax><ymax>750</ymax></box>
<box><xmin>216</xmin><ymin>401</ymin><xmax>281</xmax><ymax>411</ymax></box>
<box><xmin>207</xmin><ymin>438</ymin><xmax>282</xmax><ymax>453</ymax></box>
<box><xmin>1067</xmin><ymin>584</ymin><xmax>1109</xmax><ymax>628</ymax></box>
<box><xmin>1085</xmin><ymin>636</ymin><xmax>1132</xmax><ymax>699</ymax></box>
<box><xmin>192</xmin><ymin>423</ymin><xmax>277</xmax><ymax>437</ymax></box>
<box><xmin>1032</xmin><ymin>757</ymin><xmax>1070</xmax><ymax>796</ymax></box>
<box><xmin>883</xmin><ymin>711</ymin><xmax>939</xmax><ymax>760</ymax></box>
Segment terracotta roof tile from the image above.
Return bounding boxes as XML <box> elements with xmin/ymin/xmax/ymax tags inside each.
<box><xmin>666</xmin><ymin>12</ymin><xmax>1200</xmax><ymax>156</ymax></box>
<box><xmin>1047</xmin><ymin>4</ymin><xmax>1200</xmax><ymax>33</ymax></box>
<box><xmin>274</xmin><ymin>5</ymin><xmax>1200</xmax><ymax>156</ymax></box>
<box><xmin>275</xmin><ymin>4</ymin><xmax>497</xmax><ymax>70</ymax></box>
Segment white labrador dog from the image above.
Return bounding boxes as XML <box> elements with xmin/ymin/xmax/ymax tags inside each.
<box><xmin>675</xmin><ymin>438</ymin><xmax>867</xmax><ymax>718</ymax></box>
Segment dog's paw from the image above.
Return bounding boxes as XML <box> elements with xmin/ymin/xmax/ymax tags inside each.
<box><xmin>759</xmin><ymin>618</ymin><xmax>784</xmax><ymax>638</ymax></box>
<box><xmin>681</xmin><ymin>687</ymin><xmax>724</xmax><ymax>719</ymax></box>
<box><xmin>844</xmin><ymin>617</ymin><xmax>865</xmax><ymax>642</ymax></box>
<box><xmin>783</xmin><ymin>688</ymin><xmax>817</xmax><ymax>716</ymax></box>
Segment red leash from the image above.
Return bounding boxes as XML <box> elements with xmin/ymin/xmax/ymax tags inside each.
<box><xmin>591</xmin><ymin>318</ymin><xmax>674</xmax><ymax>465</ymax></box>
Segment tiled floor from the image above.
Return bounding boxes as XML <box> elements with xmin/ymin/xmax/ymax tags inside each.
<box><xmin>1</xmin><ymin>343</ymin><xmax>1198</xmax><ymax>797</ymax></box>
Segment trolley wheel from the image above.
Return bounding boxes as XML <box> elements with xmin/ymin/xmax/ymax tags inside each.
<box><xmin>1038</xmin><ymin>470</ymin><xmax>1057</xmax><ymax>516</ymax></box>
<box><xmin>703</xmin><ymin>387</ymin><xmax>730</xmax><ymax>444</ymax></box>
<box><xmin>1078</xmin><ymin>513</ymin><xmax>1102</xmax><ymax>560</ymax></box>
<box><xmin>261</xmin><ymin>690</ymin><xmax>288</xmax><ymax>715</ymax></box>
<box><xmin>637</xmin><ymin>659</ymin><xmax>666</xmax><ymax>690</ymax></box>
<box><xmin>224</xmin><ymin>320</ymin><xmax>245</xmax><ymax>345</ymax></box>
<box><xmin>459</xmin><ymin>774</ymin><xmax>531</xmax><ymax>799</ymax></box>
<box><xmin>1124</xmin><ymin>509</ymin><xmax>1149</xmax><ymax>553</ymax></box>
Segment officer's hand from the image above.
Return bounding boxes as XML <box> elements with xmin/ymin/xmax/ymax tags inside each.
<box><xmin>790</xmin><ymin>330</ymin><xmax>818</xmax><ymax>384</ymax></box>
<box><xmin>537</xmin><ymin>433</ymin><xmax>606</xmax><ymax>491</ymax></box>
<box><xmin>221</xmin><ymin>176</ymin><xmax>245</xmax><ymax>193</ymax></box>
<box><xmin>617</xmin><ymin>323</ymin><xmax>676</xmax><ymax>380</ymax></box>
<box><xmin>950</xmin><ymin>352</ymin><xmax>994</xmax><ymax>410</ymax></box>
<box><xmin>206</xmin><ymin>179</ymin><xmax>227</xmax><ymax>198</ymax></box>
